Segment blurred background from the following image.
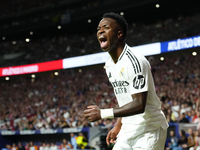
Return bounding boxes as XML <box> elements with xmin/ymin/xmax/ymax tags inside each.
<box><xmin>0</xmin><ymin>0</ymin><xmax>200</xmax><ymax>150</ymax></box>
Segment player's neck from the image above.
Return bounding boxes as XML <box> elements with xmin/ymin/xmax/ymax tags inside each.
<box><xmin>109</xmin><ymin>42</ymin><xmax>125</xmax><ymax>64</ymax></box>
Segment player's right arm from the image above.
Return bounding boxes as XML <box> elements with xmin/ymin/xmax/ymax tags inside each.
<box><xmin>106</xmin><ymin>118</ymin><xmax>122</xmax><ymax>145</ymax></box>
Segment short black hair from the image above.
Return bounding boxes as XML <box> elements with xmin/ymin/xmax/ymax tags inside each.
<box><xmin>102</xmin><ymin>12</ymin><xmax>128</xmax><ymax>39</ymax></box>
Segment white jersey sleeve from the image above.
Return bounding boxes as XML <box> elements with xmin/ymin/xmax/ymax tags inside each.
<box><xmin>126</xmin><ymin>49</ymin><xmax>150</xmax><ymax>95</ymax></box>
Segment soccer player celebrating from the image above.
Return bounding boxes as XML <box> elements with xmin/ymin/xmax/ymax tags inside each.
<box><xmin>84</xmin><ymin>12</ymin><xmax>168</xmax><ymax>150</ymax></box>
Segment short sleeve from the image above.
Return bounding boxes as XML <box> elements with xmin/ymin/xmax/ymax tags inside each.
<box><xmin>127</xmin><ymin>54</ymin><xmax>150</xmax><ymax>95</ymax></box>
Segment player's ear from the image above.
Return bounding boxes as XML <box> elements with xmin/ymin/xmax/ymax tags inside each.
<box><xmin>118</xmin><ymin>30</ymin><xmax>124</xmax><ymax>41</ymax></box>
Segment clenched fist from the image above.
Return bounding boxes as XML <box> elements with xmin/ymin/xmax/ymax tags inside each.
<box><xmin>84</xmin><ymin>105</ymin><xmax>101</xmax><ymax>122</ymax></box>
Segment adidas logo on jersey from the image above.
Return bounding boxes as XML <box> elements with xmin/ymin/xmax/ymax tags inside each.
<box><xmin>108</xmin><ymin>72</ymin><xmax>112</xmax><ymax>78</ymax></box>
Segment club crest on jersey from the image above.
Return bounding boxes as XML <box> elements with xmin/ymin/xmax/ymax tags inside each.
<box><xmin>119</xmin><ymin>68</ymin><xmax>124</xmax><ymax>77</ymax></box>
<box><xmin>133</xmin><ymin>75</ymin><xmax>145</xmax><ymax>89</ymax></box>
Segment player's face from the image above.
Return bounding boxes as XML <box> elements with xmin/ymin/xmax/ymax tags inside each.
<box><xmin>97</xmin><ymin>18</ymin><xmax>120</xmax><ymax>52</ymax></box>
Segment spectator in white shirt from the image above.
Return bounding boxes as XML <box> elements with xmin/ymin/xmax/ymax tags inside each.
<box><xmin>50</xmin><ymin>142</ymin><xmax>57</xmax><ymax>150</ymax></box>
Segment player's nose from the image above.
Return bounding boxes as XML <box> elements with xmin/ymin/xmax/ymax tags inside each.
<box><xmin>98</xmin><ymin>28</ymin><xmax>105</xmax><ymax>35</ymax></box>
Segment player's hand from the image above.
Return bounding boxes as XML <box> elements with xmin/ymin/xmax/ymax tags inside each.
<box><xmin>106</xmin><ymin>127</ymin><xmax>120</xmax><ymax>145</ymax></box>
<box><xmin>84</xmin><ymin>105</ymin><xmax>101</xmax><ymax>122</ymax></box>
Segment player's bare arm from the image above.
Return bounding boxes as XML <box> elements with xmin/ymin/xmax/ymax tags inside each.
<box><xmin>106</xmin><ymin>118</ymin><xmax>122</xmax><ymax>145</ymax></box>
<box><xmin>84</xmin><ymin>91</ymin><xmax>147</xmax><ymax>122</ymax></box>
<box><xmin>114</xmin><ymin>91</ymin><xmax>147</xmax><ymax>117</ymax></box>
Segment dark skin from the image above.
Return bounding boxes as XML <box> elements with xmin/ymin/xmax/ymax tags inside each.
<box><xmin>84</xmin><ymin>17</ymin><xmax>148</xmax><ymax>145</ymax></box>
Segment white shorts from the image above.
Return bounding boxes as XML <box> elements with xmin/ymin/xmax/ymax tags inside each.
<box><xmin>112</xmin><ymin>127</ymin><xmax>167</xmax><ymax>150</ymax></box>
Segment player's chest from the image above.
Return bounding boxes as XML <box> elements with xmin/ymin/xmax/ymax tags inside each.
<box><xmin>106</xmin><ymin>65</ymin><xmax>131</xmax><ymax>95</ymax></box>
<box><xmin>106</xmin><ymin>64</ymin><xmax>130</xmax><ymax>86</ymax></box>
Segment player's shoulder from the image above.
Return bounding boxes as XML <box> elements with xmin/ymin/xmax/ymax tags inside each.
<box><xmin>105</xmin><ymin>56</ymin><xmax>112</xmax><ymax>67</ymax></box>
<box><xmin>124</xmin><ymin>45</ymin><xmax>147</xmax><ymax>63</ymax></box>
<box><xmin>126</xmin><ymin>45</ymin><xmax>145</xmax><ymax>58</ymax></box>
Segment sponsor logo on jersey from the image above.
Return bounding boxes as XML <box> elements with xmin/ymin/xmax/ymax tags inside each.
<box><xmin>110</xmin><ymin>80</ymin><xmax>129</xmax><ymax>94</ymax></box>
<box><xmin>111</xmin><ymin>80</ymin><xmax>129</xmax><ymax>88</ymax></box>
<box><xmin>133</xmin><ymin>75</ymin><xmax>145</xmax><ymax>89</ymax></box>
<box><xmin>119</xmin><ymin>67</ymin><xmax>124</xmax><ymax>77</ymax></box>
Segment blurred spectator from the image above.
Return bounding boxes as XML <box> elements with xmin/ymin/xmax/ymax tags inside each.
<box><xmin>70</xmin><ymin>133</ymin><xmax>77</xmax><ymax>150</ymax></box>
<box><xmin>50</xmin><ymin>142</ymin><xmax>57</xmax><ymax>150</ymax></box>
<box><xmin>29</xmin><ymin>141</ymin><xmax>38</xmax><ymax>150</ymax></box>
<box><xmin>193</xmin><ymin>113</ymin><xmax>200</xmax><ymax>130</ymax></box>
<box><xmin>24</xmin><ymin>143</ymin><xmax>29</xmax><ymax>150</ymax></box>
<box><xmin>187</xmin><ymin>128</ymin><xmax>195</xmax><ymax>149</ymax></box>
<box><xmin>180</xmin><ymin>103</ymin><xmax>191</xmax><ymax>115</ymax></box>
<box><xmin>186</xmin><ymin>111</ymin><xmax>193</xmax><ymax>123</ymax></box>
<box><xmin>167</xmin><ymin>108</ymin><xmax>176</xmax><ymax>123</ymax></box>
<box><xmin>171</xmin><ymin>101</ymin><xmax>180</xmax><ymax>120</ymax></box>
<box><xmin>44</xmin><ymin>143</ymin><xmax>51</xmax><ymax>150</ymax></box>
<box><xmin>18</xmin><ymin>142</ymin><xmax>25</xmax><ymax>150</ymax></box>
<box><xmin>39</xmin><ymin>143</ymin><xmax>46</xmax><ymax>150</ymax></box>
<box><xmin>3</xmin><ymin>144</ymin><xmax>11</xmax><ymax>150</ymax></box>
<box><xmin>173</xmin><ymin>130</ymin><xmax>188</xmax><ymax>150</ymax></box>
<box><xmin>11</xmin><ymin>143</ymin><xmax>18</xmax><ymax>150</ymax></box>
<box><xmin>179</xmin><ymin>113</ymin><xmax>190</xmax><ymax>123</ymax></box>
<box><xmin>189</xmin><ymin>130</ymin><xmax>200</xmax><ymax>150</ymax></box>
<box><xmin>76</xmin><ymin>132</ymin><xmax>88</xmax><ymax>149</ymax></box>
<box><xmin>62</xmin><ymin>139</ymin><xmax>73</xmax><ymax>150</ymax></box>
<box><xmin>166</xmin><ymin>130</ymin><xmax>178</xmax><ymax>150</ymax></box>
<box><xmin>59</xmin><ymin>144</ymin><xmax>66</xmax><ymax>150</ymax></box>
<box><xmin>63</xmin><ymin>109</ymin><xmax>70</xmax><ymax>120</ymax></box>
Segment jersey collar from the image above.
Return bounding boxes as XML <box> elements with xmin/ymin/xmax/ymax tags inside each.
<box><xmin>118</xmin><ymin>44</ymin><xmax>128</xmax><ymax>61</ymax></box>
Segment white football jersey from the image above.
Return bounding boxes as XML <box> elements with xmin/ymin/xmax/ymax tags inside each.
<box><xmin>105</xmin><ymin>44</ymin><xmax>168</xmax><ymax>136</ymax></box>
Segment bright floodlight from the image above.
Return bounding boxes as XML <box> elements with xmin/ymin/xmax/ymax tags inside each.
<box><xmin>31</xmin><ymin>74</ymin><xmax>35</xmax><ymax>78</ymax></box>
<box><xmin>192</xmin><ymin>52</ymin><xmax>197</xmax><ymax>56</ymax></box>
<box><xmin>120</xmin><ymin>12</ymin><xmax>124</xmax><ymax>16</ymax></box>
<box><xmin>57</xmin><ymin>25</ymin><xmax>61</xmax><ymax>29</ymax></box>
<box><xmin>30</xmin><ymin>31</ymin><xmax>33</xmax><ymax>35</ymax></box>
<box><xmin>5</xmin><ymin>77</ymin><xmax>9</xmax><ymax>80</ymax></box>
<box><xmin>155</xmin><ymin>4</ymin><xmax>160</xmax><ymax>8</ymax></box>
<box><xmin>88</xmin><ymin>19</ymin><xmax>91</xmax><ymax>23</ymax></box>
<box><xmin>54</xmin><ymin>72</ymin><xmax>59</xmax><ymax>76</ymax></box>
<box><xmin>160</xmin><ymin>57</ymin><xmax>164</xmax><ymax>61</ymax></box>
<box><xmin>25</xmin><ymin>38</ymin><xmax>30</xmax><ymax>42</ymax></box>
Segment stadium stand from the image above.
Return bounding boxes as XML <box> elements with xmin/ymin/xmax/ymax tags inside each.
<box><xmin>0</xmin><ymin>11</ymin><xmax>200</xmax><ymax>67</ymax></box>
<box><xmin>0</xmin><ymin>0</ymin><xmax>200</xmax><ymax>150</ymax></box>
<box><xmin>0</xmin><ymin>0</ymin><xmax>199</xmax><ymax>67</ymax></box>
<box><xmin>1</xmin><ymin>49</ymin><xmax>200</xmax><ymax>149</ymax></box>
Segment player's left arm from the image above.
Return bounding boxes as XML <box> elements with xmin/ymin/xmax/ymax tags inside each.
<box><xmin>114</xmin><ymin>53</ymin><xmax>150</xmax><ymax>117</ymax></box>
<box><xmin>84</xmin><ymin>58</ymin><xmax>149</xmax><ymax>122</ymax></box>
<box><xmin>83</xmin><ymin>92</ymin><xmax>147</xmax><ymax>121</ymax></box>
<box><xmin>113</xmin><ymin>91</ymin><xmax>147</xmax><ymax>117</ymax></box>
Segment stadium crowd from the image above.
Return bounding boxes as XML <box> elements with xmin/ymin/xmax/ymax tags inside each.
<box><xmin>3</xmin><ymin>132</ymin><xmax>93</xmax><ymax>150</ymax></box>
<box><xmin>0</xmin><ymin>10</ymin><xmax>200</xmax><ymax>67</ymax></box>
<box><xmin>1</xmin><ymin>1</ymin><xmax>200</xmax><ymax>150</ymax></box>
<box><xmin>0</xmin><ymin>0</ymin><xmax>123</xmax><ymax>32</ymax></box>
<box><xmin>1</xmin><ymin>50</ymin><xmax>200</xmax><ymax>149</ymax></box>
<box><xmin>0</xmin><ymin>0</ymin><xmax>116</xmax><ymax>18</ymax></box>
<box><xmin>0</xmin><ymin>67</ymin><xmax>116</xmax><ymax>131</ymax></box>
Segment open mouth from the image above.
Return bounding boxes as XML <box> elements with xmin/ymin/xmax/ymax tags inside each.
<box><xmin>99</xmin><ymin>36</ymin><xmax>108</xmax><ymax>48</ymax></box>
